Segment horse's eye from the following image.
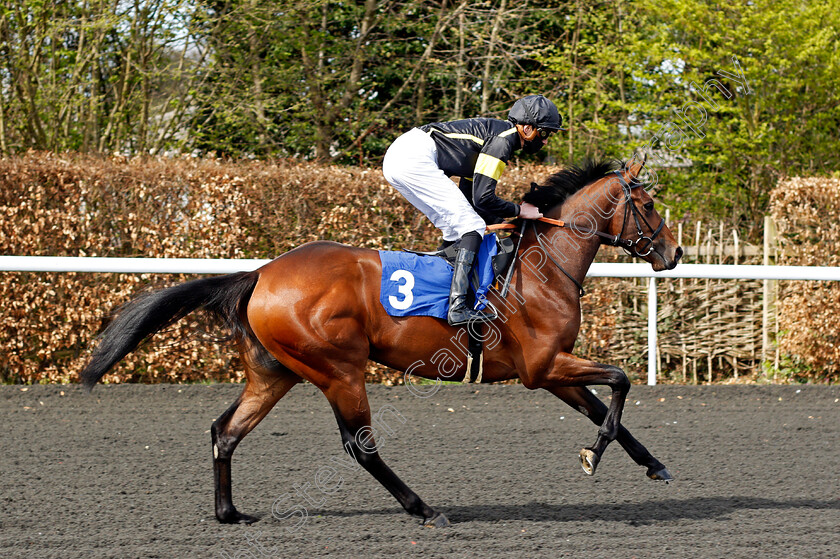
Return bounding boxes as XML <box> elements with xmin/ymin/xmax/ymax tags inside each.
<box><xmin>643</xmin><ymin>202</ymin><xmax>654</xmax><ymax>212</ymax></box>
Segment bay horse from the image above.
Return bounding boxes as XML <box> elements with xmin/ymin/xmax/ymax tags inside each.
<box><xmin>80</xmin><ymin>156</ymin><xmax>682</xmax><ymax>527</ymax></box>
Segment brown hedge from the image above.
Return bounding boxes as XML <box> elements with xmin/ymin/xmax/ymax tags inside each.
<box><xmin>5</xmin><ymin>152</ymin><xmax>834</xmax><ymax>385</ymax></box>
<box><xmin>0</xmin><ymin>151</ymin><xmax>557</xmax><ymax>384</ymax></box>
<box><xmin>771</xmin><ymin>176</ymin><xmax>840</xmax><ymax>382</ymax></box>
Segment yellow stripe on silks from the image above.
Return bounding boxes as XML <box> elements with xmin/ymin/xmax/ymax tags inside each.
<box><xmin>499</xmin><ymin>127</ymin><xmax>519</xmax><ymax>137</ymax></box>
<box><xmin>474</xmin><ymin>153</ymin><xmax>506</xmax><ymax>181</ymax></box>
<box><xmin>442</xmin><ymin>132</ymin><xmax>484</xmax><ymax>145</ymax></box>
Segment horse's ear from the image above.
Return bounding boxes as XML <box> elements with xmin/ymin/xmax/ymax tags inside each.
<box><xmin>625</xmin><ymin>148</ymin><xmax>647</xmax><ymax>179</ymax></box>
<box><xmin>635</xmin><ymin>147</ymin><xmax>647</xmax><ymax>166</ymax></box>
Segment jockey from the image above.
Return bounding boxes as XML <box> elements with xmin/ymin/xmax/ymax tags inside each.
<box><xmin>383</xmin><ymin>94</ymin><xmax>564</xmax><ymax>326</ymax></box>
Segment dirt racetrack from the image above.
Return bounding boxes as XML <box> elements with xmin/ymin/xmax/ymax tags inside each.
<box><xmin>1</xmin><ymin>383</ymin><xmax>838</xmax><ymax>559</ymax></box>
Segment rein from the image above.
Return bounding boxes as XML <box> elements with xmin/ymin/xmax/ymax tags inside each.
<box><xmin>487</xmin><ymin>171</ymin><xmax>666</xmax><ymax>297</ymax></box>
<box><xmin>490</xmin><ymin>216</ymin><xmax>634</xmax><ymax>250</ymax></box>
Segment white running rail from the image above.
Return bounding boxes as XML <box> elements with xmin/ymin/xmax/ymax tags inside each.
<box><xmin>4</xmin><ymin>257</ymin><xmax>840</xmax><ymax>385</ymax></box>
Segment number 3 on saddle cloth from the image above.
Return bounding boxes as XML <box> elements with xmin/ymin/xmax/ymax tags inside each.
<box><xmin>379</xmin><ymin>233</ymin><xmax>499</xmax><ymax>319</ymax></box>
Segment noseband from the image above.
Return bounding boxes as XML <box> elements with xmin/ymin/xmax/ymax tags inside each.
<box><xmin>610</xmin><ymin>171</ymin><xmax>665</xmax><ymax>257</ymax></box>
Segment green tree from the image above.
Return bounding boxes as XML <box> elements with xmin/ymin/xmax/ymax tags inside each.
<box><xmin>5</xmin><ymin>0</ymin><xmax>836</xmax><ymax>235</ymax></box>
<box><xmin>649</xmin><ymin>0</ymin><xmax>840</xmax><ymax>233</ymax></box>
<box><xmin>535</xmin><ymin>0</ymin><xmax>840</xmax><ymax>232</ymax></box>
<box><xmin>189</xmin><ymin>0</ymin><xmax>567</xmax><ymax>162</ymax></box>
<box><xmin>0</xmin><ymin>0</ymin><xmax>206</xmax><ymax>154</ymax></box>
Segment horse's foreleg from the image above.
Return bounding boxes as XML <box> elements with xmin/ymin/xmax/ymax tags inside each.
<box><xmin>527</xmin><ymin>353</ymin><xmax>630</xmax><ymax>476</ymax></box>
<box><xmin>326</xmin><ymin>381</ymin><xmax>450</xmax><ymax>528</ymax></box>
<box><xmin>548</xmin><ymin>386</ymin><xmax>673</xmax><ymax>482</ymax></box>
<box><xmin>212</xmin><ymin>352</ymin><xmax>301</xmax><ymax>524</ymax></box>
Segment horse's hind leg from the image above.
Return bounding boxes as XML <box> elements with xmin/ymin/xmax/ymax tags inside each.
<box><xmin>325</xmin><ymin>380</ymin><xmax>450</xmax><ymax>527</ymax></box>
<box><xmin>212</xmin><ymin>342</ymin><xmax>302</xmax><ymax>524</ymax></box>
<box><xmin>548</xmin><ymin>386</ymin><xmax>673</xmax><ymax>481</ymax></box>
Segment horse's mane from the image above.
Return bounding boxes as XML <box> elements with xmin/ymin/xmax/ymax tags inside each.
<box><xmin>521</xmin><ymin>157</ymin><xmax>622</xmax><ymax>212</ymax></box>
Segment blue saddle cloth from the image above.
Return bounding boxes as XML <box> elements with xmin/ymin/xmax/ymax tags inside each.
<box><xmin>379</xmin><ymin>234</ymin><xmax>498</xmax><ymax>319</ymax></box>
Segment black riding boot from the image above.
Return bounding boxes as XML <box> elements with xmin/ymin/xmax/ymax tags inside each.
<box><xmin>447</xmin><ymin>233</ymin><xmax>496</xmax><ymax>326</ymax></box>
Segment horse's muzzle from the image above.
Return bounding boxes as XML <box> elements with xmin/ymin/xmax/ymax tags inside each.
<box><xmin>664</xmin><ymin>246</ymin><xmax>683</xmax><ymax>270</ymax></box>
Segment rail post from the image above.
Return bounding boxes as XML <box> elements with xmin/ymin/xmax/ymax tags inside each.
<box><xmin>647</xmin><ymin>276</ymin><xmax>657</xmax><ymax>385</ymax></box>
<box><xmin>762</xmin><ymin>216</ymin><xmax>778</xmax><ymax>378</ymax></box>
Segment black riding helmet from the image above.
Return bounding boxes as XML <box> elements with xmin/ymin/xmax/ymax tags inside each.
<box><xmin>508</xmin><ymin>95</ymin><xmax>565</xmax><ymax>131</ymax></box>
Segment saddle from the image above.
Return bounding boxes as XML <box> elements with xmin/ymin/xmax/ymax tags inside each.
<box><xmin>401</xmin><ymin>232</ymin><xmax>519</xmax><ymax>384</ymax></box>
<box><xmin>404</xmin><ymin>233</ymin><xmax>518</xmax><ymax>285</ymax></box>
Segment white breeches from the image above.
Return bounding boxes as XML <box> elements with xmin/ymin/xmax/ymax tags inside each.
<box><xmin>382</xmin><ymin>128</ymin><xmax>486</xmax><ymax>242</ymax></box>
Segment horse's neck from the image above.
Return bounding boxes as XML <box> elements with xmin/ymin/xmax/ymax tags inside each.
<box><xmin>535</xmin><ymin>178</ymin><xmax>618</xmax><ymax>288</ymax></box>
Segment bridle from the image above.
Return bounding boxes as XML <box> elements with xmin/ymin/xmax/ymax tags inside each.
<box><xmin>605</xmin><ymin>171</ymin><xmax>665</xmax><ymax>258</ymax></box>
<box><xmin>529</xmin><ymin>170</ymin><xmax>665</xmax><ymax>254</ymax></box>
<box><xmin>491</xmin><ymin>170</ymin><xmax>666</xmax><ymax>297</ymax></box>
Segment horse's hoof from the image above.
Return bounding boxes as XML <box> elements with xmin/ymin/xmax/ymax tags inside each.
<box><xmin>423</xmin><ymin>512</ymin><xmax>451</xmax><ymax>528</ymax></box>
<box><xmin>217</xmin><ymin>508</ymin><xmax>260</xmax><ymax>524</ymax></box>
<box><xmin>646</xmin><ymin>466</ymin><xmax>674</xmax><ymax>483</ymax></box>
<box><xmin>579</xmin><ymin>448</ymin><xmax>599</xmax><ymax>476</ymax></box>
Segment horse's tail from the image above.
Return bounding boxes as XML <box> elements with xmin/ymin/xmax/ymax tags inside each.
<box><xmin>80</xmin><ymin>271</ymin><xmax>260</xmax><ymax>390</ymax></box>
